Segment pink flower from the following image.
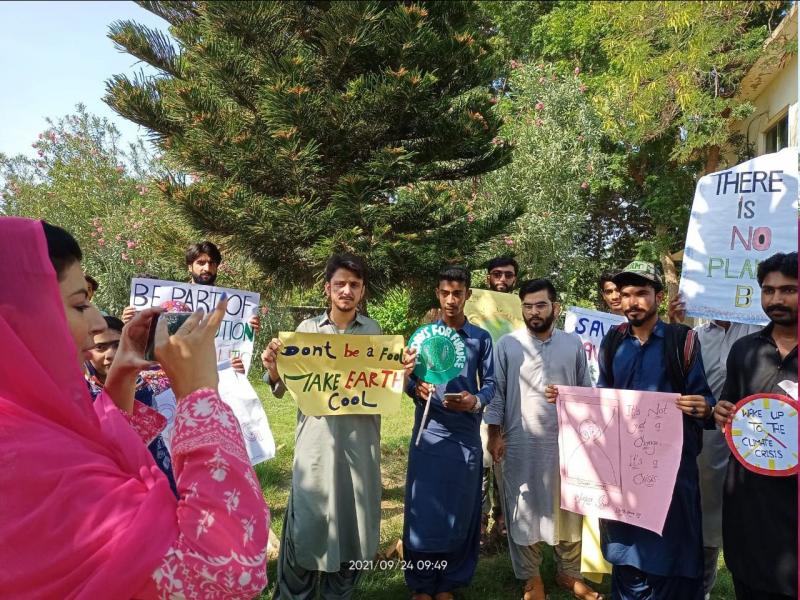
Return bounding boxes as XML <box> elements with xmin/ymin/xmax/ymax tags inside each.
<box><xmin>574</xmin><ymin>66</ymin><xmax>581</xmax><ymax>75</ymax></box>
<box><xmin>539</xmin><ymin>77</ymin><xmax>546</xmax><ymax>84</ymax></box>
<box><xmin>98</xmin><ymin>238</ymin><xmax>106</xmax><ymax>246</ymax></box>
<box><xmin>37</xmin><ymin>133</ymin><xmax>43</xmax><ymax>140</ymax></box>
<box><xmin>136</xmin><ymin>260</ymin><xmax>144</xmax><ymax>267</ymax></box>
<box><xmin>126</xmin><ymin>240</ymin><xmax>136</xmax><ymax>249</ymax></box>
<box><xmin>132</xmin><ymin>223</ymin><xmax>141</xmax><ymax>229</ymax></box>
<box><xmin>535</xmin><ymin>102</ymin><xmax>544</xmax><ymax>111</ymax></box>
<box><xmin>260</xmin><ymin>306</ymin><xmax>270</xmax><ymax>316</ymax></box>
<box><xmin>535</xmin><ymin>118</ymin><xmax>543</xmax><ymax>127</ymax></box>
<box><xmin>115</xmin><ymin>234</ymin><xmax>122</xmax><ymax>241</ymax></box>
<box><xmin>121</xmin><ymin>252</ymin><xmax>128</xmax><ymax>261</ymax></box>
<box><xmin>510</xmin><ymin>59</ymin><xmax>520</xmax><ymax>70</ymax></box>
<box><xmin>577</xmin><ymin>135</ymin><xmax>585</xmax><ymax>142</ymax></box>
<box><xmin>37</xmin><ymin>150</ymin><xmax>43</xmax><ymax>157</ymax></box>
<box><xmin>504</xmin><ymin>237</ymin><xmax>514</xmax><ymax>246</ymax></box>
<box><xmin>579</xmin><ymin>84</ymin><xmax>587</xmax><ymax>93</ymax></box>
<box><xmin>581</xmin><ymin>181</ymin><xmax>589</xmax><ymax>190</ymax></box>
<box><xmin>491</xmin><ymin>136</ymin><xmax>503</xmax><ymax>145</ymax></box>
<box><xmin>90</xmin><ymin>232</ymin><xmax>96</xmax><ymax>238</ymax></box>
<box><xmin>96</xmin><ymin>226</ymin><xmax>103</xmax><ymax>233</ymax></box>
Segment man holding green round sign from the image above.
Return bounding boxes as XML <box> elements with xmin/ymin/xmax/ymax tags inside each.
<box><xmin>403</xmin><ymin>265</ymin><xmax>496</xmax><ymax>600</ymax></box>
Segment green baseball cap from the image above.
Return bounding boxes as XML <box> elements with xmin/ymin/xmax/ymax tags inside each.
<box><xmin>612</xmin><ymin>260</ymin><xmax>663</xmax><ymax>292</ymax></box>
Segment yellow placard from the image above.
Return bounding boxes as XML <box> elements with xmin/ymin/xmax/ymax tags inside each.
<box><xmin>464</xmin><ymin>288</ymin><xmax>525</xmax><ymax>342</ymax></box>
<box><xmin>277</xmin><ymin>332</ymin><xmax>405</xmax><ymax>416</ymax></box>
<box><xmin>581</xmin><ymin>516</ymin><xmax>611</xmax><ymax>583</ymax></box>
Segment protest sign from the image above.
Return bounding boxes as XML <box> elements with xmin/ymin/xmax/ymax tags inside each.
<box><xmin>465</xmin><ymin>288</ymin><xmax>525</xmax><ymax>342</ymax></box>
<box><xmin>408</xmin><ymin>323</ymin><xmax>466</xmax><ymax>384</ymax></box>
<box><xmin>130</xmin><ymin>278</ymin><xmax>260</xmax><ymax>372</ymax></box>
<box><xmin>152</xmin><ymin>364</ymin><xmax>276</xmax><ymax>465</ymax></box>
<box><xmin>679</xmin><ymin>147</ymin><xmax>799</xmax><ymax>324</ymax></box>
<box><xmin>725</xmin><ymin>393</ymin><xmax>798</xmax><ymax>477</ymax></box>
<box><xmin>564</xmin><ymin>307</ymin><xmax>626</xmax><ymax>385</ymax></box>
<box><xmin>557</xmin><ymin>385</ymin><xmax>684</xmax><ymax>535</ymax></box>
<box><xmin>217</xmin><ymin>362</ymin><xmax>276</xmax><ymax>465</ymax></box>
<box><xmin>276</xmin><ymin>332</ymin><xmax>405</xmax><ymax>416</ymax></box>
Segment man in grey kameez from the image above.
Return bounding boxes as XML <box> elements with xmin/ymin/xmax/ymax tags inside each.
<box><xmin>262</xmin><ymin>254</ymin><xmax>394</xmax><ymax>600</ymax></box>
<box><xmin>486</xmin><ymin>279</ymin><xmax>599</xmax><ymax>600</ymax></box>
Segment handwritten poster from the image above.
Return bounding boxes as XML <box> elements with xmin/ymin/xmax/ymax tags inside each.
<box><xmin>679</xmin><ymin>147</ymin><xmax>799</xmax><ymax>324</ymax></box>
<box><xmin>217</xmin><ymin>362</ymin><xmax>276</xmax><ymax>465</ymax></box>
<box><xmin>557</xmin><ymin>386</ymin><xmax>684</xmax><ymax>535</ymax></box>
<box><xmin>130</xmin><ymin>278</ymin><xmax>260</xmax><ymax>372</ymax></box>
<box><xmin>564</xmin><ymin>307</ymin><xmax>626</xmax><ymax>385</ymax></box>
<box><xmin>152</xmin><ymin>363</ymin><xmax>275</xmax><ymax>465</ymax></box>
<box><xmin>465</xmin><ymin>288</ymin><xmax>525</xmax><ymax>342</ymax></box>
<box><xmin>277</xmin><ymin>332</ymin><xmax>405</xmax><ymax>416</ymax></box>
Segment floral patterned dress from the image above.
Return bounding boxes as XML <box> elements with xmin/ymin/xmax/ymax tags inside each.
<box><xmin>127</xmin><ymin>388</ymin><xmax>270</xmax><ymax>599</ymax></box>
<box><xmin>85</xmin><ymin>363</ymin><xmax>177</xmax><ymax>496</ymax></box>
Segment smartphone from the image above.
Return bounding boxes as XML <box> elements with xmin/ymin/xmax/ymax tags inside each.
<box><xmin>144</xmin><ymin>312</ymin><xmax>193</xmax><ymax>361</ymax></box>
<box><xmin>443</xmin><ymin>393</ymin><xmax>462</xmax><ymax>402</ymax></box>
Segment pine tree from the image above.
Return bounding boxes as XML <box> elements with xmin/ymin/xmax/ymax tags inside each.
<box><xmin>105</xmin><ymin>1</ymin><xmax>514</xmax><ymax>293</ymax></box>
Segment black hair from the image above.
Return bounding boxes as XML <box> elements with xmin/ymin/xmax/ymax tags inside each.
<box><xmin>324</xmin><ymin>253</ymin><xmax>366</xmax><ymax>282</ymax></box>
<box><xmin>185</xmin><ymin>241</ymin><xmax>222</xmax><ymax>266</ymax></box>
<box><xmin>134</xmin><ymin>272</ymin><xmax>161</xmax><ymax>280</ymax></box>
<box><xmin>85</xmin><ymin>274</ymin><xmax>99</xmax><ymax>293</ymax></box>
<box><xmin>518</xmin><ymin>278</ymin><xmax>558</xmax><ymax>302</ymax></box>
<box><xmin>42</xmin><ymin>222</ymin><xmax>82</xmax><ymax>281</ymax></box>
<box><xmin>486</xmin><ymin>256</ymin><xmax>519</xmax><ymax>275</ymax></box>
<box><xmin>757</xmin><ymin>251</ymin><xmax>798</xmax><ymax>286</ymax></box>
<box><xmin>438</xmin><ymin>265</ymin><xmax>471</xmax><ymax>288</ymax></box>
<box><xmin>598</xmin><ymin>272</ymin><xmax>616</xmax><ymax>292</ymax></box>
<box><xmin>103</xmin><ymin>316</ymin><xmax>125</xmax><ymax>333</ymax></box>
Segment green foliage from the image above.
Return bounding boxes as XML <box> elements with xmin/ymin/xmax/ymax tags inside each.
<box><xmin>368</xmin><ymin>286</ymin><xmax>418</xmax><ymax>337</ymax></box>
<box><xmin>0</xmin><ymin>106</ymin><xmax>269</xmax><ymax>316</ymax></box>
<box><xmin>105</xmin><ymin>0</ymin><xmax>515</xmax><ymax>294</ymax></box>
<box><xmin>485</xmin><ymin>62</ymin><xmax>608</xmax><ymax>294</ymax></box>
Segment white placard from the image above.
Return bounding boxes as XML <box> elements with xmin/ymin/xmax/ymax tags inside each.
<box><xmin>130</xmin><ymin>278</ymin><xmax>260</xmax><ymax>372</ymax></box>
<box><xmin>679</xmin><ymin>148</ymin><xmax>798</xmax><ymax>324</ymax></box>
<box><xmin>564</xmin><ymin>306</ymin><xmax>626</xmax><ymax>385</ymax></box>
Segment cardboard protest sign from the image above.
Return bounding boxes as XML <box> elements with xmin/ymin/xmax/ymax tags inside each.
<box><xmin>276</xmin><ymin>332</ymin><xmax>405</xmax><ymax>416</ymax></box>
<box><xmin>564</xmin><ymin>307</ymin><xmax>626</xmax><ymax>385</ymax></box>
<box><xmin>679</xmin><ymin>147</ymin><xmax>799</xmax><ymax>324</ymax></box>
<box><xmin>465</xmin><ymin>288</ymin><xmax>525</xmax><ymax>342</ymax></box>
<box><xmin>557</xmin><ymin>386</ymin><xmax>684</xmax><ymax>535</ymax></box>
<box><xmin>408</xmin><ymin>323</ymin><xmax>466</xmax><ymax>384</ymax></box>
<box><xmin>725</xmin><ymin>393</ymin><xmax>798</xmax><ymax>477</ymax></box>
<box><xmin>130</xmin><ymin>278</ymin><xmax>260</xmax><ymax>372</ymax></box>
<box><xmin>217</xmin><ymin>362</ymin><xmax>276</xmax><ymax>464</ymax></box>
<box><xmin>152</xmin><ymin>363</ymin><xmax>276</xmax><ymax>465</ymax></box>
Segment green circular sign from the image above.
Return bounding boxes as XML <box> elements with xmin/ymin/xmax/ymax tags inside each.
<box><xmin>408</xmin><ymin>323</ymin><xmax>467</xmax><ymax>384</ymax></box>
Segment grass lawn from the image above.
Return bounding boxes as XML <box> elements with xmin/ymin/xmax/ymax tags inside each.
<box><xmin>252</xmin><ymin>381</ymin><xmax>734</xmax><ymax>599</ymax></box>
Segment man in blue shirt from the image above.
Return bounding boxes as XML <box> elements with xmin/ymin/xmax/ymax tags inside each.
<box><xmin>598</xmin><ymin>261</ymin><xmax>714</xmax><ymax>599</ymax></box>
<box><xmin>404</xmin><ymin>265</ymin><xmax>496</xmax><ymax>600</ymax></box>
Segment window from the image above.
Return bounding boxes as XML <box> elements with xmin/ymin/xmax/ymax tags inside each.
<box><xmin>764</xmin><ymin>114</ymin><xmax>789</xmax><ymax>153</ymax></box>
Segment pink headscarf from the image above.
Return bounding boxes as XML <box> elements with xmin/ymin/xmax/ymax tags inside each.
<box><xmin>0</xmin><ymin>218</ymin><xmax>179</xmax><ymax>598</ymax></box>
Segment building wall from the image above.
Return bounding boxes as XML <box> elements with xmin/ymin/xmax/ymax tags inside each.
<box><xmin>734</xmin><ymin>52</ymin><xmax>798</xmax><ymax>157</ymax></box>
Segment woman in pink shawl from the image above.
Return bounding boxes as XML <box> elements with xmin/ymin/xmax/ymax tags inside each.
<box><xmin>0</xmin><ymin>217</ymin><xmax>269</xmax><ymax>599</ymax></box>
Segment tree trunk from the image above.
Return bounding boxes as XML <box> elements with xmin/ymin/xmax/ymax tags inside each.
<box><xmin>658</xmin><ymin>225</ymin><xmax>680</xmax><ymax>302</ymax></box>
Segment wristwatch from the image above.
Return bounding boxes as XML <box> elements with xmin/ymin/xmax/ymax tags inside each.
<box><xmin>470</xmin><ymin>397</ymin><xmax>483</xmax><ymax>413</ymax></box>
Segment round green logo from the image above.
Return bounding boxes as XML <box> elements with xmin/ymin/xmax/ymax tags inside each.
<box><xmin>408</xmin><ymin>323</ymin><xmax>467</xmax><ymax>384</ymax></box>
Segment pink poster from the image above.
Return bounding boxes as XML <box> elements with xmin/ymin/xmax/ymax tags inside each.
<box><xmin>557</xmin><ymin>385</ymin><xmax>684</xmax><ymax>535</ymax></box>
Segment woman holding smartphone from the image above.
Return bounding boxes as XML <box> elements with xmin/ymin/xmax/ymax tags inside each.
<box><xmin>0</xmin><ymin>218</ymin><xmax>269</xmax><ymax>598</ymax></box>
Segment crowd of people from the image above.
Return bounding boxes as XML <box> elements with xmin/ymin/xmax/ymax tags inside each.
<box><xmin>0</xmin><ymin>216</ymin><xmax>796</xmax><ymax>600</ymax></box>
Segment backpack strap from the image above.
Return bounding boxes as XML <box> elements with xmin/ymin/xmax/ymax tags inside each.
<box><xmin>663</xmin><ymin>323</ymin><xmax>700</xmax><ymax>395</ymax></box>
<box><xmin>602</xmin><ymin>322</ymin><xmax>630</xmax><ymax>387</ymax></box>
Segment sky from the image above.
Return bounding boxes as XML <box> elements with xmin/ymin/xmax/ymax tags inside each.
<box><xmin>0</xmin><ymin>1</ymin><xmax>170</xmax><ymax>159</ymax></box>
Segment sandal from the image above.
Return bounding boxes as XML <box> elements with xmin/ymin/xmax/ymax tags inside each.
<box><xmin>522</xmin><ymin>576</ymin><xmax>547</xmax><ymax>600</ymax></box>
<box><xmin>555</xmin><ymin>573</ymin><xmax>603</xmax><ymax>600</ymax></box>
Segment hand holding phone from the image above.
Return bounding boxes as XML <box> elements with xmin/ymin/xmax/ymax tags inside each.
<box><xmin>144</xmin><ymin>312</ymin><xmax>193</xmax><ymax>361</ymax></box>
